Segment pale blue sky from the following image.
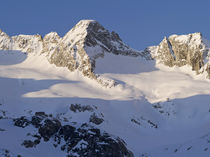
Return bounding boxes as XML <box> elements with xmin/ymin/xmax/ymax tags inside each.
<box><xmin>1</xmin><ymin>0</ymin><xmax>210</xmax><ymax>50</ymax></box>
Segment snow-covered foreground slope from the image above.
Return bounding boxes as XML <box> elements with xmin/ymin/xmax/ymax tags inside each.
<box><xmin>1</xmin><ymin>50</ymin><xmax>210</xmax><ymax>156</ymax></box>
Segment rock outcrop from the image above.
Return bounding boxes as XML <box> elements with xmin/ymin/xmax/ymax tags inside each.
<box><xmin>13</xmin><ymin>113</ymin><xmax>134</xmax><ymax>157</ymax></box>
<box><xmin>145</xmin><ymin>32</ymin><xmax>210</xmax><ymax>77</ymax></box>
<box><xmin>0</xmin><ymin>30</ymin><xmax>11</xmax><ymax>50</ymax></box>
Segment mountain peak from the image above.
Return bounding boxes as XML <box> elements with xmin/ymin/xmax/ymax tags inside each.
<box><xmin>49</xmin><ymin>20</ymin><xmax>141</xmax><ymax>87</ymax></box>
<box><xmin>145</xmin><ymin>32</ymin><xmax>210</xmax><ymax>77</ymax></box>
<box><xmin>75</xmin><ymin>19</ymin><xmax>102</xmax><ymax>30</ymax></box>
<box><xmin>44</xmin><ymin>32</ymin><xmax>60</xmax><ymax>39</ymax></box>
<box><xmin>77</xmin><ymin>19</ymin><xmax>97</xmax><ymax>25</ymax></box>
<box><xmin>0</xmin><ymin>20</ymin><xmax>141</xmax><ymax>87</ymax></box>
<box><xmin>62</xmin><ymin>19</ymin><xmax>106</xmax><ymax>45</ymax></box>
<box><xmin>71</xmin><ymin>19</ymin><xmax>100</xmax><ymax>33</ymax></box>
<box><xmin>168</xmin><ymin>32</ymin><xmax>203</xmax><ymax>49</ymax></box>
<box><xmin>61</xmin><ymin>19</ymin><xmax>140</xmax><ymax>56</ymax></box>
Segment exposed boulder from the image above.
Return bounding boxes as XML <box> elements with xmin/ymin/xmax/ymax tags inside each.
<box><xmin>89</xmin><ymin>113</ymin><xmax>104</xmax><ymax>125</ymax></box>
<box><xmin>13</xmin><ymin>116</ymin><xmax>30</xmax><ymax>128</ymax></box>
<box><xmin>38</xmin><ymin>118</ymin><xmax>61</xmax><ymax>141</ymax></box>
<box><xmin>69</xmin><ymin>104</ymin><xmax>94</xmax><ymax>112</ymax></box>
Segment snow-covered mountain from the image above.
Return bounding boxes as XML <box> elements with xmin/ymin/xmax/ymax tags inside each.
<box><xmin>1</xmin><ymin>20</ymin><xmax>210</xmax><ymax>157</ymax></box>
<box><xmin>144</xmin><ymin>32</ymin><xmax>210</xmax><ymax>78</ymax></box>
<box><xmin>0</xmin><ymin>20</ymin><xmax>142</xmax><ymax>87</ymax></box>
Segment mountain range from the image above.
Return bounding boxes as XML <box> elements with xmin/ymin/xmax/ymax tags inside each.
<box><xmin>0</xmin><ymin>20</ymin><xmax>210</xmax><ymax>157</ymax></box>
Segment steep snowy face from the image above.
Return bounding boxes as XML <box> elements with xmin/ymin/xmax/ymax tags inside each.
<box><xmin>49</xmin><ymin>20</ymin><xmax>100</xmax><ymax>80</ymax></box>
<box><xmin>62</xmin><ymin>20</ymin><xmax>139</xmax><ymax>57</ymax></box>
<box><xmin>147</xmin><ymin>32</ymin><xmax>210</xmax><ymax>77</ymax></box>
<box><xmin>49</xmin><ymin>20</ymin><xmax>141</xmax><ymax>87</ymax></box>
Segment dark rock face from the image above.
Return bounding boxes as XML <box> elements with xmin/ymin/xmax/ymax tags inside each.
<box><xmin>22</xmin><ymin>134</ymin><xmax>41</xmax><ymax>148</ymax></box>
<box><xmin>69</xmin><ymin>104</ymin><xmax>104</xmax><ymax>125</ymax></box>
<box><xmin>89</xmin><ymin>113</ymin><xmax>104</xmax><ymax>125</ymax></box>
<box><xmin>70</xmin><ymin>104</ymin><xmax>94</xmax><ymax>112</ymax></box>
<box><xmin>22</xmin><ymin>140</ymin><xmax>39</xmax><ymax>148</ymax></box>
<box><xmin>59</xmin><ymin>125</ymin><xmax>77</xmax><ymax>141</ymax></box>
<box><xmin>31</xmin><ymin>112</ymin><xmax>48</xmax><ymax>128</ymax></box>
<box><xmin>13</xmin><ymin>112</ymin><xmax>133</xmax><ymax>157</ymax></box>
<box><xmin>13</xmin><ymin>116</ymin><xmax>30</xmax><ymax>128</ymax></box>
<box><xmin>55</xmin><ymin>125</ymin><xmax>133</xmax><ymax>157</ymax></box>
<box><xmin>38</xmin><ymin>119</ymin><xmax>61</xmax><ymax>141</ymax></box>
<box><xmin>84</xmin><ymin>21</ymin><xmax>137</xmax><ymax>56</ymax></box>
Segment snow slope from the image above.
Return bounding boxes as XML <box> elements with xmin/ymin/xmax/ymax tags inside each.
<box><xmin>1</xmin><ymin>49</ymin><xmax>210</xmax><ymax>156</ymax></box>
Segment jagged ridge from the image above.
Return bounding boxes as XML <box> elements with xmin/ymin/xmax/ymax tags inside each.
<box><xmin>2</xmin><ymin>22</ymin><xmax>210</xmax><ymax>82</ymax></box>
<box><xmin>0</xmin><ymin>20</ymin><xmax>141</xmax><ymax>87</ymax></box>
<box><xmin>144</xmin><ymin>32</ymin><xmax>210</xmax><ymax>78</ymax></box>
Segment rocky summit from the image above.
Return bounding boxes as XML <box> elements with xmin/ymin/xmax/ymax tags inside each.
<box><xmin>144</xmin><ymin>32</ymin><xmax>210</xmax><ymax>78</ymax></box>
<box><xmin>1</xmin><ymin>20</ymin><xmax>210</xmax><ymax>84</ymax></box>
<box><xmin>0</xmin><ymin>20</ymin><xmax>141</xmax><ymax>87</ymax></box>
